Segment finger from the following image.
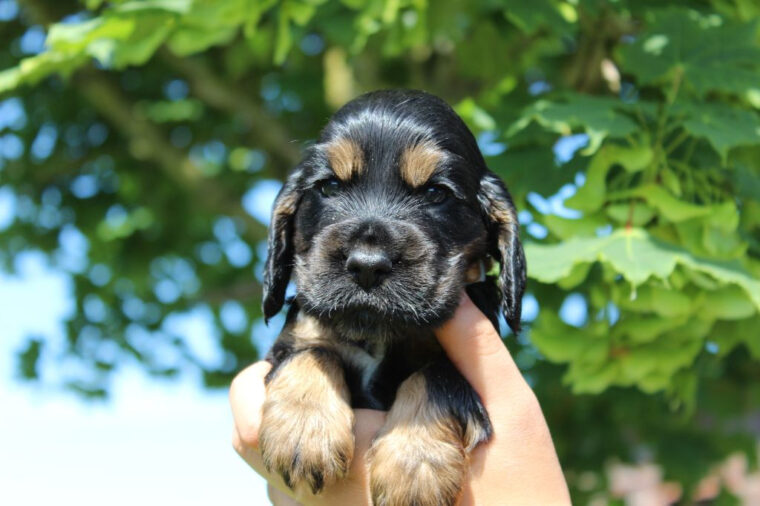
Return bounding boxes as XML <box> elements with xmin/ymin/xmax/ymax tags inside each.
<box><xmin>435</xmin><ymin>296</ymin><xmax>569</xmax><ymax>504</ymax></box>
<box><xmin>229</xmin><ymin>361</ymin><xmax>272</xmax><ymax>450</ymax></box>
<box><xmin>434</xmin><ymin>293</ymin><xmax>529</xmax><ymax>406</ymax></box>
<box><xmin>268</xmin><ymin>484</ymin><xmax>302</xmax><ymax>506</ymax></box>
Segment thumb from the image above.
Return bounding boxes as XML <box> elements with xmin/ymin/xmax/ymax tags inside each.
<box><xmin>434</xmin><ymin>293</ymin><xmax>528</xmax><ymax>406</ymax></box>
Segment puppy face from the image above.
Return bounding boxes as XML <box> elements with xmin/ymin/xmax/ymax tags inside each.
<box><xmin>263</xmin><ymin>90</ymin><xmax>525</xmax><ymax>339</ymax></box>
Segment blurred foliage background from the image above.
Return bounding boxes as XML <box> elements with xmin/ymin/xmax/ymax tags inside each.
<box><xmin>1</xmin><ymin>0</ymin><xmax>760</xmax><ymax>503</ymax></box>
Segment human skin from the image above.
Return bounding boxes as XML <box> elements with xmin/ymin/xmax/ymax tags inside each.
<box><xmin>230</xmin><ymin>294</ymin><xmax>571</xmax><ymax>505</ymax></box>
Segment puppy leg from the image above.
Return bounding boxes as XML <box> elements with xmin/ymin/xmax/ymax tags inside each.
<box><xmin>259</xmin><ymin>348</ymin><xmax>354</xmax><ymax>494</ymax></box>
<box><xmin>368</xmin><ymin>361</ymin><xmax>492</xmax><ymax>506</ymax></box>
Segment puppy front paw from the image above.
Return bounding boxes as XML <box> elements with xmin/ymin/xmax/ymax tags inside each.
<box><xmin>259</xmin><ymin>351</ymin><xmax>354</xmax><ymax>493</ymax></box>
<box><xmin>368</xmin><ymin>415</ymin><xmax>466</xmax><ymax>506</ymax></box>
<box><xmin>368</xmin><ymin>372</ymin><xmax>480</xmax><ymax>506</ymax></box>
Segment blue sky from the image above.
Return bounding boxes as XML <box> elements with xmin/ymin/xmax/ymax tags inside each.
<box><xmin>0</xmin><ymin>196</ymin><xmax>280</xmax><ymax>505</ymax></box>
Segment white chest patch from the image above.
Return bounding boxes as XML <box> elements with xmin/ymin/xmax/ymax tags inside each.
<box><xmin>337</xmin><ymin>342</ymin><xmax>386</xmax><ymax>391</ymax></box>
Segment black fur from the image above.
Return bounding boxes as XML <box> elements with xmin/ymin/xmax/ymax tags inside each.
<box><xmin>261</xmin><ymin>89</ymin><xmax>525</xmax><ymax>492</ymax></box>
<box><xmin>423</xmin><ymin>358</ymin><xmax>493</xmax><ymax>444</ymax></box>
<box><xmin>264</xmin><ymin>90</ymin><xmax>524</xmax><ymax>336</ymax></box>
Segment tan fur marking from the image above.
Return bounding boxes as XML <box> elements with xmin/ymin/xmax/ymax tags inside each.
<box><xmin>490</xmin><ymin>202</ymin><xmax>516</xmax><ymax>227</ymax></box>
<box><xmin>463</xmin><ymin>413</ymin><xmax>490</xmax><ymax>453</ymax></box>
<box><xmin>271</xmin><ymin>187</ymin><xmax>299</xmax><ymax>223</ymax></box>
<box><xmin>259</xmin><ymin>348</ymin><xmax>354</xmax><ymax>493</ymax></box>
<box><xmin>400</xmin><ymin>142</ymin><xmax>444</xmax><ymax>188</ymax></box>
<box><xmin>290</xmin><ymin>315</ymin><xmax>334</xmax><ymax>347</ymax></box>
<box><xmin>464</xmin><ymin>261</ymin><xmax>484</xmax><ymax>284</ymax></box>
<box><xmin>326</xmin><ymin>138</ymin><xmax>363</xmax><ymax>181</ymax></box>
<box><xmin>368</xmin><ymin>373</ymin><xmax>468</xmax><ymax>506</ymax></box>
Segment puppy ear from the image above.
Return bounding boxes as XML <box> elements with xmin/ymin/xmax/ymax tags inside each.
<box><xmin>478</xmin><ymin>171</ymin><xmax>526</xmax><ymax>333</ymax></box>
<box><xmin>262</xmin><ymin>171</ymin><xmax>302</xmax><ymax>322</ymax></box>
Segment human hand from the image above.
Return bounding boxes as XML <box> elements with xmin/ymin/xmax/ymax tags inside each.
<box><xmin>230</xmin><ymin>361</ymin><xmax>383</xmax><ymax>505</ymax></box>
<box><xmin>230</xmin><ymin>293</ymin><xmax>570</xmax><ymax>505</ymax></box>
<box><xmin>435</xmin><ymin>294</ymin><xmax>571</xmax><ymax>505</ymax></box>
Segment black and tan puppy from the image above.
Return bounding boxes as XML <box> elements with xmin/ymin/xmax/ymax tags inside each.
<box><xmin>260</xmin><ymin>89</ymin><xmax>526</xmax><ymax>506</ymax></box>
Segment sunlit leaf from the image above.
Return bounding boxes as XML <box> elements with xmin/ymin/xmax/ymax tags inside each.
<box><xmin>526</xmin><ymin>228</ymin><xmax>760</xmax><ymax>310</ymax></box>
<box><xmin>508</xmin><ymin>94</ymin><xmax>640</xmax><ymax>154</ymax></box>
<box><xmin>565</xmin><ymin>144</ymin><xmax>653</xmax><ymax>212</ymax></box>
<box><xmin>673</xmin><ymin>102</ymin><xmax>760</xmax><ymax>161</ymax></box>
<box><xmin>620</xmin><ymin>8</ymin><xmax>760</xmax><ymax>97</ymax></box>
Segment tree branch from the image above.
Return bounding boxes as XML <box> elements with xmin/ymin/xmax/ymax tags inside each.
<box><xmin>74</xmin><ymin>69</ymin><xmax>268</xmax><ymax>242</ymax></box>
<box><xmin>160</xmin><ymin>50</ymin><xmax>302</xmax><ymax>180</ymax></box>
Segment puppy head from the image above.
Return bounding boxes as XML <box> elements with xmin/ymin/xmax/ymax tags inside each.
<box><xmin>263</xmin><ymin>90</ymin><xmax>525</xmax><ymax>338</ymax></box>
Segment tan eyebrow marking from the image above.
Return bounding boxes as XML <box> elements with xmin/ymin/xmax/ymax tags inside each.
<box><xmin>399</xmin><ymin>142</ymin><xmax>444</xmax><ymax>188</ymax></box>
<box><xmin>325</xmin><ymin>138</ymin><xmax>364</xmax><ymax>181</ymax></box>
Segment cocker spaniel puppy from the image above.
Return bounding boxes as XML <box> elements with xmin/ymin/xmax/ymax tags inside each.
<box><xmin>260</xmin><ymin>89</ymin><xmax>526</xmax><ymax>506</ymax></box>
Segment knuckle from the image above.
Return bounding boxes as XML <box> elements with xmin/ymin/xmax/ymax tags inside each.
<box><xmin>232</xmin><ymin>429</ymin><xmax>246</xmax><ymax>455</ymax></box>
<box><xmin>237</xmin><ymin>423</ymin><xmax>261</xmax><ymax>449</ymax></box>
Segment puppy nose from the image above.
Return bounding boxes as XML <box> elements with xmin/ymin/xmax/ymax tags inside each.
<box><xmin>346</xmin><ymin>249</ymin><xmax>392</xmax><ymax>289</ymax></box>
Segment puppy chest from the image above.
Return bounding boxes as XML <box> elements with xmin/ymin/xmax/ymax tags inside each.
<box><xmin>335</xmin><ymin>337</ymin><xmax>443</xmax><ymax>410</ymax></box>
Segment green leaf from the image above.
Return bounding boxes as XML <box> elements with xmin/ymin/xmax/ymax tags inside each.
<box><xmin>565</xmin><ymin>144</ymin><xmax>653</xmax><ymax>212</ymax></box>
<box><xmin>608</xmin><ymin>184</ymin><xmax>712</xmax><ymax>223</ymax></box>
<box><xmin>114</xmin><ymin>0</ymin><xmax>192</xmax><ymax>14</ymax></box>
<box><xmin>508</xmin><ymin>94</ymin><xmax>640</xmax><ymax>154</ymax></box>
<box><xmin>612</xmin><ymin>314</ymin><xmax>689</xmax><ymax>344</ymax></box>
<box><xmin>110</xmin><ymin>13</ymin><xmax>175</xmax><ymax>66</ymax></box>
<box><xmin>623</xmin><ymin>325</ymin><xmax>705</xmax><ymax>392</ymax></box>
<box><xmin>455</xmin><ymin>98</ymin><xmax>496</xmax><ymax>132</ymax></box>
<box><xmin>698</xmin><ymin>285</ymin><xmax>757</xmax><ymax>320</ymax></box>
<box><xmin>17</xmin><ymin>338</ymin><xmax>43</xmax><ymax>380</ymax></box>
<box><xmin>614</xmin><ymin>283</ymin><xmax>694</xmax><ymax>318</ymax></box>
<box><xmin>274</xmin><ymin>5</ymin><xmax>292</xmax><ymax>65</ymax></box>
<box><xmin>0</xmin><ymin>52</ymin><xmax>87</xmax><ymax>93</ymax></box>
<box><xmin>531</xmin><ymin>312</ymin><xmax>609</xmax><ymax>364</ymax></box>
<box><xmin>674</xmin><ymin>102</ymin><xmax>760</xmax><ymax>161</ymax></box>
<box><xmin>527</xmin><ymin>228</ymin><xmax>674</xmax><ymax>286</ymax></box>
<box><xmin>712</xmin><ymin>317</ymin><xmax>760</xmax><ymax>358</ymax></box>
<box><xmin>47</xmin><ymin>16</ymin><xmax>135</xmax><ymax>53</ymax></box>
<box><xmin>533</xmin><ymin>308</ymin><xmax>711</xmax><ymax>394</ymax></box>
<box><xmin>620</xmin><ymin>8</ymin><xmax>760</xmax><ymax>97</ymax></box>
<box><xmin>606</xmin><ymin>202</ymin><xmax>656</xmax><ymax>227</ymax></box>
<box><xmin>557</xmin><ymin>262</ymin><xmax>592</xmax><ymax>290</ymax></box>
<box><xmin>170</xmin><ymin>0</ymin><xmax>264</xmax><ymax>55</ymax></box>
<box><xmin>564</xmin><ymin>360</ymin><xmax>620</xmax><ymax>394</ymax></box>
<box><xmin>456</xmin><ymin>21</ymin><xmax>512</xmax><ymax>81</ymax></box>
<box><xmin>487</xmin><ymin>145</ymin><xmax>570</xmax><ymax>204</ymax></box>
<box><xmin>543</xmin><ymin>213</ymin><xmax>607</xmax><ymax>240</ymax></box>
<box><xmin>142</xmin><ymin>99</ymin><xmax>204</xmax><ymax>122</ymax></box>
<box><xmin>502</xmin><ymin>0</ymin><xmax>574</xmax><ymax>34</ymax></box>
<box><xmin>169</xmin><ymin>25</ymin><xmax>238</xmax><ymax>55</ymax></box>
<box><xmin>525</xmin><ymin>228</ymin><xmax>760</xmax><ymax>310</ymax></box>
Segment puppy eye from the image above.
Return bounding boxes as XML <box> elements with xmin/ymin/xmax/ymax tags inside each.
<box><xmin>318</xmin><ymin>178</ymin><xmax>342</xmax><ymax>197</ymax></box>
<box><xmin>423</xmin><ymin>185</ymin><xmax>450</xmax><ymax>205</ymax></box>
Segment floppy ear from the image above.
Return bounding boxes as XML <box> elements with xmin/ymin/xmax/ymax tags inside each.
<box><xmin>477</xmin><ymin>171</ymin><xmax>527</xmax><ymax>333</ymax></box>
<box><xmin>262</xmin><ymin>171</ymin><xmax>303</xmax><ymax>322</ymax></box>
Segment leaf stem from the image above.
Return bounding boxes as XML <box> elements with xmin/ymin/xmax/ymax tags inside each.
<box><xmin>682</xmin><ymin>137</ymin><xmax>698</xmax><ymax>164</ymax></box>
<box><xmin>665</xmin><ymin>130</ymin><xmax>690</xmax><ymax>155</ymax></box>
<box><xmin>625</xmin><ymin>199</ymin><xmax>635</xmax><ymax>230</ymax></box>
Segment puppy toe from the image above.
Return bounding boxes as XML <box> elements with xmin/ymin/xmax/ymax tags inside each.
<box><xmin>259</xmin><ymin>400</ymin><xmax>354</xmax><ymax>493</ymax></box>
<box><xmin>259</xmin><ymin>350</ymin><xmax>355</xmax><ymax>493</ymax></box>
<box><xmin>369</xmin><ymin>421</ymin><xmax>466</xmax><ymax>506</ymax></box>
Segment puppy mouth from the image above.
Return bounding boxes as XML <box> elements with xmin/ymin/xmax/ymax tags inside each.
<box><xmin>306</xmin><ymin>300</ymin><xmax>440</xmax><ymax>340</ymax></box>
<box><xmin>299</xmin><ymin>293</ymin><xmax>424</xmax><ymax>324</ymax></box>
<box><xmin>335</xmin><ymin>305</ymin><xmax>386</xmax><ymax>328</ymax></box>
<box><xmin>296</xmin><ymin>262</ymin><xmax>465</xmax><ymax>331</ymax></box>
<box><xmin>294</xmin><ymin>221</ymin><xmax>474</xmax><ymax>334</ymax></box>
